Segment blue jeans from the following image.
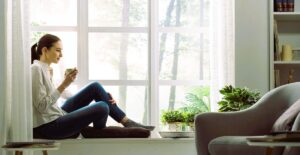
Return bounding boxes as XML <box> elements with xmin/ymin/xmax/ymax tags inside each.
<box><xmin>33</xmin><ymin>82</ymin><xmax>126</xmax><ymax>139</ymax></box>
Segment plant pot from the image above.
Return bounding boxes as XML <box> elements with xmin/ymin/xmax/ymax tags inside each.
<box><xmin>168</xmin><ymin>122</ymin><xmax>184</xmax><ymax>131</ymax></box>
<box><xmin>187</xmin><ymin>122</ymin><xmax>195</xmax><ymax>131</ymax></box>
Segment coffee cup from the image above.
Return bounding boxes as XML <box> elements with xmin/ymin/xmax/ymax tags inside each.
<box><xmin>65</xmin><ymin>68</ymin><xmax>76</xmax><ymax>75</ymax></box>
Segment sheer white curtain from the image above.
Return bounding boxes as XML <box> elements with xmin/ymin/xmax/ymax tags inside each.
<box><xmin>0</xmin><ymin>0</ymin><xmax>32</xmax><ymax>154</ymax></box>
<box><xmin>209</xmin><ymin>0</ymin><xmax>235</xmax><ymax>112</ymax></box>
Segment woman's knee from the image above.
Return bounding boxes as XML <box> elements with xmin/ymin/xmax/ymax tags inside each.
<box><xmin>91</xmin><ymin>102</ymin><xmax>109</xmax><ymax>116</ymax></box>
<box><xmin>89</xmin><ymin>81</ymin><xmax>103</xmax><ymax>89</ymax></box>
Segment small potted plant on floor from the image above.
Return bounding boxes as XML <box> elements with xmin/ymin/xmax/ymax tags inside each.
<box><xmin>161</xmin><ymin>110</ymin><xmax>185</xmax><ymax>131</ymax></box>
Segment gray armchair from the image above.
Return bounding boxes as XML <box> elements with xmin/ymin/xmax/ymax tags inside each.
<box><xmin>195</xmin><ymin>82</ymin><xmax>300</xmax><ymax>155</ymax></box>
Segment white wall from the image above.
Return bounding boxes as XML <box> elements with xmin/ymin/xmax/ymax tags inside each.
<box><xmin>235</xmin><ymin>0</ymin><xmax>269</xmax><ymax>94</ymax></box>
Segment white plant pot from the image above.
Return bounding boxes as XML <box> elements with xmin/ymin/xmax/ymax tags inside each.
<box><xmin>168</xmin><ymin>122</ymin><xmax>183</xmax><ymax>131</ymax></box>
<box><xmin>188</xmin><ymin>123</ymin><xmax>195</xmax><ymax>131</ymax></box>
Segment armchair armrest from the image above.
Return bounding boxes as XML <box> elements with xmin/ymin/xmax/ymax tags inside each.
<box><xmin>195</xmin><ymin>109</ymin><xmax>276</xmax><ymax>155</ymax></box>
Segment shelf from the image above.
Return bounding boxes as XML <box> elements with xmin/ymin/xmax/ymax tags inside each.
<box><xmin>274</xmin><ymin>61</ymin><xmax>300</xmax><ymax>64</ymax></box>
<box><xmin>274</xmin><ymin>12</ymin><xmax>300</xmax><ymax>21</ymax></box>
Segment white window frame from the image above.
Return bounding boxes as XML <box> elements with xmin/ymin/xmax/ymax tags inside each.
<box><xmin>30</xmin><ymin>0</ymin><xmax>209</xmax><ymax>128</ymax></box>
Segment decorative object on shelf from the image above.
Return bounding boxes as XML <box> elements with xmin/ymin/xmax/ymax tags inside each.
<box><xmin>217</xmin><ymin>85</ymin><xmax>261</xmax><ymax>112</ymax></box>
<box><xmin>288</xmin><ymin>69</ymin><xmax>295</xmax><ymax>83</ymax></box>
<box><xmin>282</xmin><ymin>44</ymin><xmax>293</xmax><ymax>61</ymax></box>
<box><xmin>292</xmin><ymin>49</ymin><xmax>300</xmax><ymax>60</ymax></box>
<box><xmin>275</xmin><ymin>69</ymin><xmax>281</xmax><ymax>87</ymax></box>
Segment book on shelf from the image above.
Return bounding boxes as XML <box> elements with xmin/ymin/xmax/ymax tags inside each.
<box><xmin>283</xmin><ymin>0</ymin><xmax>288</xmax><ymax>11</ymax></box>
<box><xmin>274</xmin><ymin>0</ymin><xmax>294</xmax><ymax>12</ymax></box>
<box><xmin>274</xmin><ymin>20</ymin><xmax>280</xmax><ymax>61</ymax></box>
<box><xmin>288</xmin><ymin>0</ymin><xmax>295</xmax><ymax>12</ymax></box>
<box><xmin>247</xmin><ymin>131</ymin><xmax>300</xmax><ymax>142</ymax></box>
<box><xmin>275</xmin><ymin>0</ymin><xmax>283</xmax><ymax>12</ymax></box>
<box><xmin>275</xmin><ymin>69</ymin><xmax>280</xmax><ymax>87</ymax></box>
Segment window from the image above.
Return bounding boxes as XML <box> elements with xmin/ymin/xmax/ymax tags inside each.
<box><xmin>30</xmin><ymin>0</ymin><xmax>233</xmax><ymax>129</ymax></box>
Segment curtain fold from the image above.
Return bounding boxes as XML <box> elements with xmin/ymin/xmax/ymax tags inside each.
<box><xmin>209</xmin><ymin>0</ymin><xmax>235</xmax><ymax>112</ymax></box>
<box><xmin>0</xmin><ymin>0</ymin><xmax>32</xmax><ymax>154</ymax></box>
<box><xmin>10</xmin><ymin>0</ymin><xmax>32</xmax><ymax>141</ymax></box>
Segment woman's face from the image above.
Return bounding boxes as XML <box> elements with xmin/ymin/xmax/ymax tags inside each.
<box><xmin>44</xmin><ymin>41</ymin><xmax>63</xmax><ymax>64</ymax></box>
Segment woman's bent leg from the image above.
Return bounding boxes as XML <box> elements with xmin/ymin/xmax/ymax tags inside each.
<box><xmin>34</xmin><ymin>102</ymin><xmax>109</xmax><ymax>139</ymax></box>
<box><xmin>61</xmin><ymin>83</ymin><xmax>104</xmax><ymax>113</ymax></box>
<box><xmin>87</xmin><ymin>82</ymin><xmax>155</xmax><ymax>130</ymax></box>
<box><xmin>63</xmin><ymin>82</ymin><xmax>126</xmax><ymax>122</ymax></box>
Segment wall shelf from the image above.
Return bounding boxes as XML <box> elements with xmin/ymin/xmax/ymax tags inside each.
<box><xmin>274</xmin><ymin>61</ymin><xmax>300</xmax><ymax>65</ymax></box>
<box><xmin>270</xmin><ymin>0</ymin><xmax>300</xmax><ymax>89</ymax></box>
<box><xmin>274</xmin><ymin>12</ymin><xmax>300</xmax><ymax>21</ymax></box>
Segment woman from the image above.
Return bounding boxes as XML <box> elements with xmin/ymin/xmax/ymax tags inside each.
<box><xmin>31</xmin><ymin>34</ymin><xmax>154</xmax><ymax>139</ymax></box>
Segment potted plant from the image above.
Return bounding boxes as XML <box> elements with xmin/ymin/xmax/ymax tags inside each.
<box><xmin>183</xmin><ymin>111</ymin><xmax>198</xmax><ymax>131</ymax></box>
<box><xmin>161</xmin><ymin>110</ymin><xmax>185</xmax><ymax>131</ymax></box>
<box><xmin>218</xmin><ymin>85</ymin><xmax>261</xmax><ymax>112</ymax></box>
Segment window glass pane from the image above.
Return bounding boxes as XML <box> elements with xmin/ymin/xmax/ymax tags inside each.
<box><xmin>159</xmin><ymin>33</ymin><xmax>209</xmax><ymax>80</ymax></box>
<box><xmin>30</xmin><ymin>32</ymin><xmax>77</xmax><ymax>81</ymax></box>
<box><xmin>89</xmin><ymin>33</ymin><xmax>148</xmax><ymax>80</ymax></box>
<box><xmin>30</xmin><ymin>0</ymin><xmax>77</xmax><ymax>26</ymax></box>
<box><xmin>159</xmin><ymin>85</ymin><xmax>210</xmax><ymax>128</ymax></box>
<box><xmin>89</xmin><ymin>0</ymin><xmax>148</xmax><ymax>27</ymax></box>
<box><xmin>159</xmin><ymin>0</ymin><xmax>209</xmax><ymax>27</ymax></box>
<box><xmin>101</xmin><ymin>86</ymin><xmax>148</xmax><ymax>126</ymax></box>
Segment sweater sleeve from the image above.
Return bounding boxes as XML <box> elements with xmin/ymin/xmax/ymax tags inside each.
<box><xmin>31</xmin><ymin>66</ymin><xmax>60</xmax><ymax>113</ymax></box>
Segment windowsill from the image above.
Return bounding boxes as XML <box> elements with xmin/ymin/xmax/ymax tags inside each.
<box><xmin>58</xmin><ymin>137</ymin><xmax>195</xmax><ymax>144</ymax></box>
<box><xmin>55</xmin><ymin>131</ymin><xmax>195</xmax><ymax>144</ymax></box>
<box><xmin>43</xmin><ymin>132</ymin><xmax>197</xmax><ymax>155</ymax></box>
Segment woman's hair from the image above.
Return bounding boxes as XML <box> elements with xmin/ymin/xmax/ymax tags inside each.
<box><xmin>31</xmin><ymin>34</ymin><xmax>61</xmax><ymax>64</ymax></box>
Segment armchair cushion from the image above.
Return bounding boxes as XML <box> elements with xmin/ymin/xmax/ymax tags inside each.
<box><xmin>208</xmin><ymin>136</ymin><xmax>283</xmax><ymax>155</ymax></box>
<box><xmin>81</xmin><ymin>126</ymin><xmax>150</xmax><ymax>138</ymax></box>
<box><xmin>272</xmin><ymin>99</ymin><xmax>300</xmax><ymax>132</ymax></box>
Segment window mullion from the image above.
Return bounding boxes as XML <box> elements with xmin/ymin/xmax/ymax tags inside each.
<box><xmin>149</xmin><ymin>0</ymin><xmax>159</xmax><ymax>130</ymax></box>
<box><xmin>77</xmin><ymin>0</ymin><xmax>89</xmax><ymax>87</ymax></box>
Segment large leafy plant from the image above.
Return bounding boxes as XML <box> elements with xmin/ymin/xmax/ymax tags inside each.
<box><xmin>180</xmin><ymin>86</ymin><xmax>210</xmax><ymax>113</ymax></box>
<box><xmin>218</xmin><ymin>85</ymin><xmax>261</xmax><ymax>112</ymax></box>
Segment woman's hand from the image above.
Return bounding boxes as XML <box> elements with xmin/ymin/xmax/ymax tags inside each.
<box><xmin>107</xmin><ymin>92</ymin><xmax>116</xmax><ymax>104</ymax></box>
<box><xmin>58</xmin><ymin>68</ymin><xmax>78</xmax><ymax>93</ymax></box>
<box><xmin>63</xmin><ymin>68</ymin><xmax>78</xmax><ymax>87</ymax></box>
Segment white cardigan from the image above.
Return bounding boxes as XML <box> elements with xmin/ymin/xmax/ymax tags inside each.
<box><xmin>31</xmin><ymin>60</ymin><xmax>66</xmax><ymax>128</ymax></box>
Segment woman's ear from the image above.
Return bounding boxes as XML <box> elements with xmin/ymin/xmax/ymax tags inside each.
<box><xmin>41</xmin><ymin>47</ymin><xmax>48</xmax><ymax>55</ymax></box>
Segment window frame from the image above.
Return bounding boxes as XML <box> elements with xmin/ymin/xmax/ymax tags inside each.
<box><xmin>30</xmin><ymin>0</ymin><xmax>209</xmax><ymax>128</ymax></box>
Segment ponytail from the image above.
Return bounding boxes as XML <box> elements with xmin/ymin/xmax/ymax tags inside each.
<box><xmin>31</xmin><ymin>43</ymin><xmax>38</xmax><ymax>64</ymax></box>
